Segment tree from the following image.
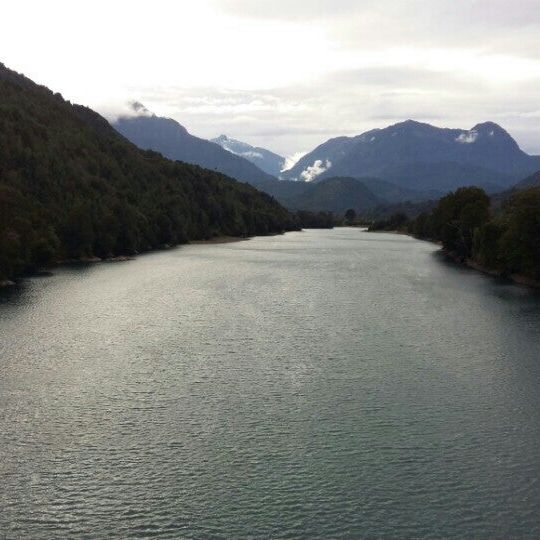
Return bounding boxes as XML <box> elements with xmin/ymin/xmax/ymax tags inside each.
<box><xmin>433</xmin><ymin>187</ymin><xmax>490</xmax><ymax>257</ymax></box>
<box><xmin>345</xmin><ymin>208</ymin><xmax>357</xmax><ymax>224</ymax></box>
<box><xmin>498</xmin><ymin>188</ymin><xmax>540</xmax><ymax>278</ymax></box>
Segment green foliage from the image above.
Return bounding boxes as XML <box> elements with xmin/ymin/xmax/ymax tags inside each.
<box><xmin>295</xmin><ymin>210</ymin><xmax>335</xmax><ymax>229</ymax></box>
<box><xmin>431</xmin><ymin>187</ymin><xmax>490</xmax><ymax>257</ymax></box>
<box><xmin>498</xmin><ymin>188</ymin><xmax>540</xmax><ymax>279</ymax></box>
<box><xmin>368</xmin><ymin>212</ymin><xmax>409</xmax><ymax>232</ymax></box>
<box><xmin>344</xmin><ymin>208</ymin><xmax>356</xmax><ymax>224</ymax></box>
<box><xmin>473</xmin><ymin>220</ymin><xmax>505</xmax><ymax>270</ymax></box>
<box><xmin>0</xmin><ymin>65</ymin><xmax>297</xmax><ymax>280</ymax></box>
<box><xmin>408</xmin><ymin>185</ymin><xmax>540</xmax><ymax>280</ymax></box>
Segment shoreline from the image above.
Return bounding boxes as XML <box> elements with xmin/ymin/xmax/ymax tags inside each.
<box><xmin>191</xmin><ymin>229</ymin><xmax>295</xmax><ymax>245</ymax></box>
<box><xmin>0</xmin><ymin>231</ymin><xmax>293</xmax><ymax>288</ymax></box>
<box><xmin>6</xmin><ymin>228</ymin><xmax>538</xmax><ymax>292</ymax></box>
<box><xmin>461</xmin><ymin>256</ymin><xmax>540</xmax><ymax>290</ymax></box>
<box><xmin>439</xmin><ymin>247</ymin><xmax>540</xmax><ymax>290</ymax></box>
<box><xmin>366</xmin><ymin>228</ymin><xmax>540</xmax><ymax>291</ymax></box>
<box><xmin>190</xmin><ymin>236</ymin><xmax>248</xmax><ymax>245</ymax></box>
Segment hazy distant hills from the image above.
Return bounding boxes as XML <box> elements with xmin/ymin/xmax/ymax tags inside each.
<box><xmin>490</xmin><ymin>170</ymin><xmax>540</xmax><ymax>210</ymax></box>
<box><xmin>211</xmin><ymin>134</ymin><xmax>285</xmax><ymax>177</ymax></box>
<box><xmin>281</xmin><ymin>120</ymin><xmax>540</xmax><ymax>191</ymax></box>
<box><xmin>514</xmin><ymin>170</ymin><xmax>540</xmax><ymax>190</ymax></box>
<box><xmin>255</xmin><ymin>177</ymin><xmax>377</xmax><ymax>214</ymax></box>
<box><xmin>113</xmin><ymin>105</ymin><xmax>276</xmax><ymax>187</ymax></box>
<box><xmin>256</xmin><ymin>176</ymin><xmax>433</xmax><ymax>214</ymax></box>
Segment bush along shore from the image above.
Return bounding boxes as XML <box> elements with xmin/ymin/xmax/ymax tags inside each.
<box><xmin>369</xmin><ymin>186</ymin><xmax>540</xmax><ymax>288</ymax></box>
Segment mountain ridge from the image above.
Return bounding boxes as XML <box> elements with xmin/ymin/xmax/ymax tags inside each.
<box><xmin>113</xmin><ymin>105</ymin><xmax>277</xmax><ymax>187</ymax></box>
<box><xmin>281</xmin><ymin>119</ymin><xmax>540</xmax><ymax>190</ymax></box>
<box><xmin>211</xmin><ymin>134</ymin><xmax>285</xmax><ymax>177</ymax></box>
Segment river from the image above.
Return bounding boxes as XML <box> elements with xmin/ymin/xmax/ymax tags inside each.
<box><xmin>1</xmin><ymin>228</ymin><xmax>539</xmax><ymax>539</ymax></box>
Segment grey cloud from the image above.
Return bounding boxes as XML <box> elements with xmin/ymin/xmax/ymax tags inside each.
<box><xmin>105</xmin><ymin>1</ymin><xmax>540</xmax><ymax>156</ymax></box>
<box><xmin>311</xmin><ymin>1</ymin><xmax>540</xmax><ymax>59</ymax></box>
<box><xmin>120</xmin><ymin>59</ymin><xmax>540</xmax><ymax>157</ymax></box>
<box><xmin>211</xmin><ymin>0</ymin><xmax>361</xmax><ymax>20</ymax></box>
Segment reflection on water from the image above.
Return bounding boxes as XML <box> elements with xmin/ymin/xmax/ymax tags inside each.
<box><xmin>1</xmin><ymin>229</ymin><xmax>540</xmax><ymax>539</ymax></box>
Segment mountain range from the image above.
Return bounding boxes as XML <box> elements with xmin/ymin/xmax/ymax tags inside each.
<box><xmin>112</xmin><ymin>107</ymin><xmax>437</xmax><ymax>213</ymax></box>
<box><xmin>211</xmin><ymin>134</ymin><xmax>285</xmax><ymax>177</ymax></box>
<box><xmin>113</xmin><ymin>107</ymin><xmax>540</xmax><ymax>214</ymax></box>
<box><xmin>113</xmin><ymin>104</ymin><xmax>275</xmax><ymax>187</ymax></box>
<box><xmin>281</xmin><ymin>120</ymin><xmax>540</xmax><ymax>191</ymax></box>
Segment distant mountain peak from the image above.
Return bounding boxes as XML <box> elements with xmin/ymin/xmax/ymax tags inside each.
<box><xmin>390</xmin><ymin>119</ymin><xmax>436</xmax><ymax>131</ymax></box>
<box><xmin>473</xmin><ymin>121</ymin><xmax>504</xmax><ymax>131</ymax></box>
<box><xmin>471</xmin><ymin>121</ymin><xmax>510</xmax><ymax>138</ymax></box>
<box><xmin>281</xmin><ymin>118</ymin><xmax>539</xmax><ymax>189</ymax></box>
<box><xmin>395</xmin><ymin>119</ymin><xmax>427</xmax><ymax>127</ymax></box>
<box><xmin>129</xmin><ymin>101</ymin><xmax>153</xmax><ymax>117</ymax></box>
<box><xmin>211</xmin><ymin>135</ymin><xmax>285</xmax><ymax>177</ymax></box>
<box><xmin>112</xmin><ymin>114</ymin><xmax>274</xmax><ymax>186</ymax></box>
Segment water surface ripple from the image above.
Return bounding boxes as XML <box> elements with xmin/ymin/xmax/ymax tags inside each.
<box><xmin>1</xmin><ymin>229</ymin><xmax>540</xmax><ymax>539</ymax></box>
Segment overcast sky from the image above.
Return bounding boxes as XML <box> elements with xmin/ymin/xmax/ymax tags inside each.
<box><xmin>2</xmin><ymin>0</ymin><xmax>540</xmax><ymax>158</ymax></box>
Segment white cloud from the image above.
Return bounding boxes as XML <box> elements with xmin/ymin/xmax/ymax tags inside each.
<box><xmin>281</xmin><ymin>152</ymin><xmax>308</xmax><ymax>172</ymax></box>
<box><xmin>456</xmin><ymin>130</ymin><xmax>479</xmax><ymax>144</ymax></box>
<box><xmin>1</xmin><ymin>0</ymin><xmax>539</xmax><ymax>154</ymax></box>
<box><xmin>300</xmin><ymin>160</ymin><xmax>332</xmax><ymax>182</ymax></box>
<box><xmin>241</xmin><ymin>151</ymin><xmax>264</xmax><ymax>159</ymax></box>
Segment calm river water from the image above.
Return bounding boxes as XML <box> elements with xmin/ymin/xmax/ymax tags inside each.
<box><xmin>1</xmin><ymin>228</ymin><xmax>540</xmax><ymax>539</ymax></box>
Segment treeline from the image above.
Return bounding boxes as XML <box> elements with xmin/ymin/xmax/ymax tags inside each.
<box><xmin>0</xmin><ymin>64</ymin><xmax>302</xmax><ymax>281</ymax></box>
<box><xmin>371</xmin><ymin>186</ymin><xmax>540</xmax><ymax>281</ymax></box>
<box><xmin>368</xmin><ymin>212</ymin><xmax>409</xmax><ymax>232</ymax></box>
<box><xmin>295</xmin><ymin>210</ymin><xmax>335</xmax><ymax>229</ymax></box>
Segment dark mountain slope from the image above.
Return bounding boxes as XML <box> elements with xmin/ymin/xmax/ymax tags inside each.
<box><xmin>514</xmin><ymin>170</ymin><xmax>540</xmax><ymax>190</ymax></box>
<box><xmin>256</xmin><ymin>175</ymin><xmax>427</xmax><ymax>214</ymax></box>
<box><xmin>490</xmin><ymin>170</ymin><xmax>540</xmax><ymax>210</ymax></box>
<box><xmin>379</xmin><ymin>161</ymin><xmax>507</xmax><ymax>194</ymax></box>
<box><xmin>257</xmin><ymin>177</ymin><xmax>381</xmax><ymax>214</ymax></box>
<box><xmin>0</xmin><ymin>63</ymin><xmax>296</xmax><ymax>281</ymax></box>
<box><xmin>113</xmin><ymin>108</ymin><xmax>277</xmax><ymax>187</ymax></box>
<box><xmin>353</xmin><ymin>177</ymin><xmax>432</xmax><ymax>203</ymax></box>
<box><xmin>284</xmin><ymin>177</ymin><xmax>381</xmax><ymax>214</ymax></box>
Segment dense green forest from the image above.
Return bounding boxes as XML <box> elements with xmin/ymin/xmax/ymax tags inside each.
<box><xmin>371</xmin><ymin>186</ymin><xmax>540</xmax><ymax>282</ymax></box>
<box><xmin>0</xmin><ymin>64</ymin><xmax>308</xmax><ymax>281</ymax></box>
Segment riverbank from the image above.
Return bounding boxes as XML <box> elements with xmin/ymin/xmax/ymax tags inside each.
<box><xmin>190</xmin><ymin>236</ymin><xmax>247</xmax><ymax>245</ymax></box>
<box><xmin>366</xmin><ymin>228</ymin><xmax>540</xmax><ymax>290</ymax></box>
<box><xmin>0</xmin><ymin>231</ymin><xmax>294</xmax><ymax>288</ymax></box>
<box><xmin>459</xmin><ymin>255</ymin><xmax>540</xmax><ymax>290</ymax></box>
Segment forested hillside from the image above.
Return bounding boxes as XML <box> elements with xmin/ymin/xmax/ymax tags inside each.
<box><xmin>402</xmin><ymin>186</ymin><xmax>540</xmax><ymax>282</ymax></box>
<box><xmin>0</xmin><ymin>63</ymin><xmax>298</xmax><ymax>281</ymax></box>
